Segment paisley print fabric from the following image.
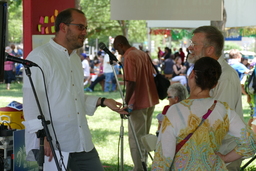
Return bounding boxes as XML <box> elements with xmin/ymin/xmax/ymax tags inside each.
<box><xmin>152</xmin><ymin>98</ymin><xmax>256</xmax><ymax>171</ymax></box>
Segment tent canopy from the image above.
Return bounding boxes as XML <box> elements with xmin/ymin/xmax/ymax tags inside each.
<box><xmin>111</xmin><ymin>0</ymin><xmax>256</xmax><ymax>28</ymax></box>
<box><xmin>111</xmin><ymin>0</ymin><xmax>223</xmax><ymax>21</ymax></box>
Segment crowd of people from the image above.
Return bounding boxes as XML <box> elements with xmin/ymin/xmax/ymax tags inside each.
<box><xmin>83</xmin><ymin>48</ymin><xmax>121</xmax><ymax>92</ymax></box>
<box><xmin>19</xmin><ymin>7</ymin><xmax>256</xmax><ymax>171</ymax></box>
<box><xmin>4</xmin><ymin>44</ymin><xmax>23</xmax><ymax>89</ymax></box>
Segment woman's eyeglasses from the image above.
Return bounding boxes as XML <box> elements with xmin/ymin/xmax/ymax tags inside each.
<box><xmin>167</xmin><ymin>96</ymin><xmax>174</xmax><ymax>99</ymax></box>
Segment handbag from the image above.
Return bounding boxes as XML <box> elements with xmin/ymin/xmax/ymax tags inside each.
<box><xmin>148</xmin><ymin>55</ymin><xmax>170</xmax><ymax>100</ymax></box>
<box><xmin>175</xmin><ymin>100</ymin><xmax>217</xmax><ymax>154</ymax></box>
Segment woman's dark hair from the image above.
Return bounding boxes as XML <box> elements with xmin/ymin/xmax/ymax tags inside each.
<box><xmin>193</xmin><ymin>57</ymin><xmax>222</xmax><ymax>90</ymax></box>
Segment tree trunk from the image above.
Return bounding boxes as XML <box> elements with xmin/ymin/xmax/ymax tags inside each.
<box><xmin>117</xmin><ymin>20</ymin><xmax>128</xmax><ymax>38</ymax></box>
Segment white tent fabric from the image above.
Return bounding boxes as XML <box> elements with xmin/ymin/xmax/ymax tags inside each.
<box><xmin>146</xmin><ymin>20</ymin><xmax>210</xmax><ymax>29</ymax></box>
<box><xmin>225</xmin><ymin>0</ymin><xmax>256</xmax><ymax>27</ymax></box>
<box><xmin>147</xmin><ymin>0</ymin><xmax>256</xmax><ymax>28</ymax></box>
<box><xmin>111</xmin><ymin>0</ymin><xmax>223</xmax><ymax>21</ymax></box>
<box><xmin>111</xmin><ymin>0</ymin><xmax>256</xmax><ymax>28</ymax></box>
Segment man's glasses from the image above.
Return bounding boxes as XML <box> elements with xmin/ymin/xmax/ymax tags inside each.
<box><xmin>188</xmin><ymin>40</ymin><xmax>196</xmax><ymax>47</ymax></box>
<box><xmin>188</xmin><ymin>39</ymin><xmax>210</xmax><ymax>47</ymax></box>
<box><xmin>65</xmin><ymin>23</ymin><xmax>88</xmax><ymax>31</ymax></box>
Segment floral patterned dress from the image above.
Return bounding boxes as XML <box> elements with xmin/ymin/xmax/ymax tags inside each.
<box><xmin>152</xmin><ymin>98</ymin><xmax>256</xmax><ymax>171</ymax></box>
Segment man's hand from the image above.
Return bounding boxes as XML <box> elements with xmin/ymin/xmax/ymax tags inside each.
<box><xmin>247</xmin><ymin>94</ymin><xmax>251</xmax><ymax>103</ymax></box>
<box><xmin>44</xmin><ymin>137</ymin><xmax>53</xmax><ymax>162</ymax></box>
<box><xmin>104</xmin><ymin>99</ymin><xmax>128</xmax><ymax>115</ymax></box>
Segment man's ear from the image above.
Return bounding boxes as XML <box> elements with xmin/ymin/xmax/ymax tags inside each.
<box><xmin>59</xmin><ymin>23</ymin><xmax>67</xmax><ymax>33</ymax></box>
<box><xmin>206</xmin><ymin>46</ymin><xmax>215</xmax><ymax>56</ymax></box>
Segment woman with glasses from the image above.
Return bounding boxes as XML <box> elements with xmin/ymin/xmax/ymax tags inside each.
<box><xmin>152</xmin><ymin>57</ymin><xmax>256</xmax><ymax>170</ymax></box>
<box><xmin>156</xmin><ymin>83</ymin><xmax>188</xmax><ymax>136</ymax></box>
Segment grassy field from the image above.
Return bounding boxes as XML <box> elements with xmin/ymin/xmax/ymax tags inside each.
<box><xmin>0</xmin><ymin>82</ymin><xmax>255</xmax><ymax>170</ymax></box>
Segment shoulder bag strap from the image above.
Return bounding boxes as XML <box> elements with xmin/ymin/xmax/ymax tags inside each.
<box><xmin>175</xmin><ymin>100</ymin><xmax>217</xmax><ymax>154</ymax></box>
<box><xmin>147</xmin><ymin>54</ymin><xmax>159</xmax><ymax>75</ymax></box>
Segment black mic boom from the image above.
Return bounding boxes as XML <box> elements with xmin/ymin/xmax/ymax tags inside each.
<box><xmin>99</xmin><ymin>42</ymin><xmax>118</xmax><ymax>62</ymax></box>
<box><xmin>5</xmin><ymin>53</ymin><xmax>38</xmax><ymax>67</ymax></box>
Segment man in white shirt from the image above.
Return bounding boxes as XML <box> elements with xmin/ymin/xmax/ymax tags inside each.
<box><xmin>80</xmin><ymin>53</ymin><xmax>90</xmax><ymax>86</ymax></box>
<box><xmin>23</xmin><ymin>8</ymin><xmax>127</xmax><ymax>171</ymax></box>
<box><xmin>187</xmin><ymin>26</ymin><xmax>243</xmax><ymax>171</ymax></box>
<box><xmin>103</xmin><ymin>48</ymin><xmax>115</xmax><ymax>92</ymax></box>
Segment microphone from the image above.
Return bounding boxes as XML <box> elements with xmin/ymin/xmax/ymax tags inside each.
<box><xmin>5</xmin><ymin>53</ymin><xmax>38</xmax><ymax>67</ymax></box>
<box><xmin>98</xmin><ymin>42</ymin><xmax>118</xmax><ymax>62</ymax></box>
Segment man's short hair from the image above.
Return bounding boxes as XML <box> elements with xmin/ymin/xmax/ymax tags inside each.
<box><xmin>193</xmin><ymin>26</ymin><xmax>224</xmax><ymax>57</ymax></box>
<box><xmin>55</xmin><ymin>8</ymin><xmax>85</xmax><ymax>33</ymax></box>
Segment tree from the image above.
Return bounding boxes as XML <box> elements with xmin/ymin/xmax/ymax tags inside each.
<box><xmin>80</xmin><ymin>0</ymin><xmax>147</xmax><ymax>46</ymax></box>
<box><xmin>6</xmin><ymin>0</ymin><xmax>23</xmax><ymax>43</ymax></box>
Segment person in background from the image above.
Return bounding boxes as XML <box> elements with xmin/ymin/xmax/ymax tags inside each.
<box><xmin>84</xmin><ymin>56</ymin><xmax>105</xmax><ymax>92</ymax></box>
<box><xmin>80</xmin><ymin>53</ymin><xmax>90</xmax><ymax>86</ymax></box>
<box><xmin>171</xmin><ymin>56</ymin><xmax>187</xmax><ymax>86</ymax></box>
<box><xmin>114</xmin><ymin>35</ymin><xmax>159</xmax><ymax>171</ymax></box>
<box><xmin>145</xmin><ymin>50</ymin><xmax>150</xmax><ymax>56</ymax></box>
<box><xmin>173</xmin><ymin>47</ymin><xmax>177</xmax><ymax>54</ymax></box>
<box><xmin>84</xmin><ymin>74</ymin><xmax>105</xmax><ymax>92</ymax></box>
<box><xmin>241</xmin><ymin>57</ymin><xmax>250</xmax><ymax>69</ymax></box>
<box><xmin>157</xmin><ymin>47</ymin><xmax>164</xmax><ymax>64</ymax></box>
<box><xmin>152</xmin><ymin>57</ymin><xmax>256</xmax><ymax>170</ymax></box>
<box><xmin>163</xmin><ymin>47</ymin><xmax>172</xmax><ymax>60</ymax></box>
<box><xmin>241</xmin><ymin>74</ymin><xmax>256</xmax><ymax>134</ymax></box>
<box><xmin>152</xmin><ymin>59</ymin><xmax>160</xmax><ymax>72</ymax></box>
<box><xmin>139</xmin><ymin>45</ymin><xmax>144</xmax><ymax>51</ymax></box>
<box><xmin>23</xmin><ymin>8</ymin><xmax>127</xmax><ymax>171</ymax></box>
<box><xmin>228</xmin><ymin>49</ymin><xmax>249</xmax><ymax>81</ymax></box>
<box><xmin>103</xmin><ymin>48</ymin><xmax>115</xmax><ymax>92</ymax></box>
<box><xmin>179</xmin><ymin>48</ymin><xmax>185</xmax><ymax>64</ymax></box>
<box><xmin>10</xmin><ymin>44</ymin><xmax>18</xmax><ymax>56</ymax></box>
<box><xmin>162</xmin><ymin>52</ymin><xmax>174</xmax><ymax>80</ymax></box>
<box><xmin>156</xmin><ymin>83</ymin><xmax>188</xmax><ymax>136</ymax></box>
<box><xmin>17</xmin><ymin>46</ymin><xmax>23</xmax><ymax>57</ymax></box>
<box><xmin>4</xmin><ymin>46</ymin><xmax>15</xmax><ymax>90</ymax></box>
<box><xmin>186</xmin><ymin>26</ymin><xmax>243</xmax><ymax>170</ymax></box>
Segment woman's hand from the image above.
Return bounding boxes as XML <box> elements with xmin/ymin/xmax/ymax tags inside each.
<box><xmin>216</xmin><ymin>152</ymin><xmax>226</xmax><ymax>162</ymax></box>
<box><xmin>216</xmin><ymin>150</ymin><xmax>242</xmax><ymax>163</ymax></box>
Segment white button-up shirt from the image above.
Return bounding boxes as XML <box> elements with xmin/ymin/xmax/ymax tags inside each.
<box><xmin>23</xmin><ymin>39</ymin><xmax>99</xmax><ymax>160</ymax></box>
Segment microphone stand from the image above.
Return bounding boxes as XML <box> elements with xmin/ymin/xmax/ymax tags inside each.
<box><xmin>109</xmin><ymin>57</ymin><xmax>147</xmax><ymax>171</ymax></box>
<box><xmin>241</xmin><ymin>155</ymin><xmax>256</xmax><ymax>170</ymax></box>
<box><xmin>24</xmin><ymin>65</ymin><xmax>62</xmax><ymax>171</ymax></box>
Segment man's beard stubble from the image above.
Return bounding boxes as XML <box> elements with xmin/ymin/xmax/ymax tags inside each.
<box><xmin>187</xmin><ymin>50</ymin><xmax>205</xmax><ymax>64</ymax></box>
<box><xmin>66</xmin><ymin>29</ymin><xmax>85</xmax><ymax>50</ymax></box>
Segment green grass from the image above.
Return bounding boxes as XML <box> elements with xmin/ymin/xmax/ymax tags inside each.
<box><xmin>0</xmin><ymin>82</ymin><xmax>255</xmax><ymax>170</ymax></box>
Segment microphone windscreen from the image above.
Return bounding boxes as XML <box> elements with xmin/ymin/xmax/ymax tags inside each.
<box><xmin>99</xmin><ymin>42</ymin><xmax>106</xmax><ymax>49</ymax></box>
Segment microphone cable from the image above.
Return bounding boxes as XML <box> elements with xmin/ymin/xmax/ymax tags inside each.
<box><xmin>36</xmin><ymin>66</ymin><xmax>67</xmax><ymax>171</ymax></box>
